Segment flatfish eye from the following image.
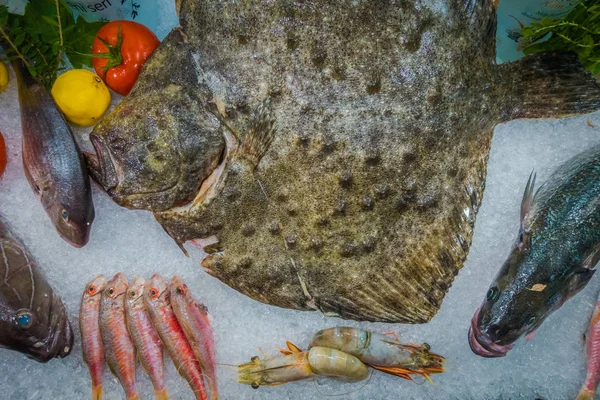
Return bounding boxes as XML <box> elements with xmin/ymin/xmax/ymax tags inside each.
<box><xmin>16</xmin><ymin>311</ymin><xmax>33</xmax><ymax>329</ymax></box>
<box><xmin>149</xmin><ymin>288</ymin><xmax>159</xmax><ymax>298</ymax></box>
<box><xmin>87</xmin><ymin>285</ymin><xmax>97</xmax><ymax>295</ymax></box>
<box><xmin>61</xmin><ymin>209</ymin><xmax>69</xmax><ymax>222</ymax></box>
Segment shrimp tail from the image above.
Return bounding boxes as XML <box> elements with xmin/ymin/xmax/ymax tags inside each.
<box><xmin>238</xmin><ymin>352</ymin><xmax>314</xmax><ymax>387</ymax></box>
<box><xmin>154</xmin><ymin>388</ymin><xmax>169</xmax><ymax>400</ymax></box>
<box><xmin>91</xmin><ymin>386</ymin><xmax>103</xmax><ymax>400</ymax></box>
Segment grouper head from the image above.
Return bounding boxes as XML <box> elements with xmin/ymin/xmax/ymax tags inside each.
<box><xmin>469</xmin><ymin>173</ymin><xmax>597</xmax><ymax>357</ymax></box>
<box><xmin>0</xmin><ymin>219</ymin><xmax>74</xmax><ymax>362</ymax></box>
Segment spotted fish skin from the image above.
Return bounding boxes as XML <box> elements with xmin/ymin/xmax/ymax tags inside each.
<box><xmin>99</xmin><ymin>273</ymin><xmax>139</xmax><ymax>400</ymax></box>
<box><xmin>80</xmin><ymin>275</ymin><xmax>107</xmax><ymax>400</ymax></box>
<box><xmin>578</xmin><ymin>293</ymin><xmax>600</xmax><ymax>400</ymax></box>
<box><xmin>0</xmin><ymin>217</ymin><xmax>73</xmax><ymax>362</ymax></box>
<box><xmin>89</xmin><ymin>0</ymin><xmax>600</xmax><ymax>323</ymax></box>
<box><xmin>125</xmin><ymin>277</ymin><xmax>168</xmax><ymax>400</ymax></box>
<box><xmin>144</xmin><ymin>274</ymin><xmax>208</xmax><ymax>400</ymax></box>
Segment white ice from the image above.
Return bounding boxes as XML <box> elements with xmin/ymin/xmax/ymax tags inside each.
<box><xmin>2</xmin><ymin>13</ymin><xmax>600</xmax><ymax>400</ymax></box>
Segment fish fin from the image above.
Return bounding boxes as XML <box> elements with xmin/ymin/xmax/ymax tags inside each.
<box><xmin>156</xmin><ymin>220</ymin><xmax>190</xmax><ymax>257</ymax></box>
<box><xmin>499</xmin><ymin>52</ymin><xmax>600</xmax><ymax>121</ymax></box>
<box><xmin>576</xmin><ymin>388</ymin><xmax>596</xmax><ymax>400</ymax></box>
<box><xmin>237</xmin><ymin>97</ymin><xmax>276</xmax><ymax>168</ymax></box>
<box><xmin>92</xmin><ymin>385</ymin><xmax>103</xmax><ymax>400</ymax></box>
<box><xmin>525</xmin><ymin>330</ymin><xmax>536</xmax><ymax>341</ymax></box>
<box><xmin>583</xmin><ymin>243</ymin><xmax>600</xmax><ymax>270</ymax></box>
<box><xmin>460</xmin><ymin>0</ymin><xmax>497</xmax><ymax>60</ymax></box>
<box><xmin>154</xmin><ymin>388</ymin><xmax>169</xmax><ymax>400</ymax></box>
<box><xmin>520</xmin><ymin>171</ymin><xmax>537</xmax><ymax>221</ymax></box>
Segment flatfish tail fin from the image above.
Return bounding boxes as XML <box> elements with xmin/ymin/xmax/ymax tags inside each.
<box><xmin>499</xmin><ymin>51</ymin><xmax>600</xmax><ymax>121</ymax></box>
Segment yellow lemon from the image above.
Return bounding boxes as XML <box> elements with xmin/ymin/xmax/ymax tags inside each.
<box><xmin>51</xmin><ymin>69</ymin><xmax>111</xmax><ymax>127</ymax></box>
<box><xmin>0</xmin><ymin>62</ymin><xmax>9</xmax><ymax>94</ymax></box>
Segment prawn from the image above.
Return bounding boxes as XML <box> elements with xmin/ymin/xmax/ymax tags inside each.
<box><xmin>309</xmin><ymin>327</ymin><xmax>444</xmax><ymax>382</ymax></box>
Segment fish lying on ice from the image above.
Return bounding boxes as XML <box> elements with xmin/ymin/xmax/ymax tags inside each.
<box><xmin>577</xmin><ymin>290</ymin><xmax>600</xmax><ymax>400</ymax></box>
<box><xmin>0</xmin><ymin>217</ymin><xmax>73</xmax><ymax>362</ymax></box>
<box><xmin>13</xmin><ymin>60</ymin><xmax>94</xmax><ymax>248</ymax></box>
<box><xmin>469</xmin><ymin>144</ymin><xmax>600</xmax><ymax>357</ymax></box>
<box><xmin>125</xmin><ymin>277</ymin><xmax>169</xmax><ymax>400</ymax></box>
<box><xmin>80</xmin><ymin>275</ymin><xmax>107</xmax><ymax>400</ymax></box>
<box><xmin>170</xmin><ymin>275</ymin><xmax>218</xmax><ymax>400</ymax></box>
<box><xmin>99</xmin><ymin>273</ymin><xmax>139</xmax><ymax>399</ymax></box>
<box><xmin>144</xmin><ymin>274</ymin><xmax>209</xmax><ymax>400</ymax></box>
<box><xmin>87</xmin><ymin>0</ymin><xmax>600</xmax><ymax>322</ymax></box>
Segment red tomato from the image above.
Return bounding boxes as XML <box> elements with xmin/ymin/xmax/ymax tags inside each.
<box><xmin>0</xmin><ymin>133</ymin><xmax>7</xmax><ymax>177</ymax></box>
<box><xmin>92</xmin><ymin>20</ymin><xmax>160</xmax><ymax>96</ymax></box>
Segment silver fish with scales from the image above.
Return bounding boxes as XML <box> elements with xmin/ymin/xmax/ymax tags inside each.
<box><xmin>87</xmin><ymin>0</ymin><xmax>600</xmax><ymax>322</ymax></box>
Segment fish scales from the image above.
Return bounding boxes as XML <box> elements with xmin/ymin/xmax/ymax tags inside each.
<box><xmin>100</xmin><ymin>273</ymin><xmax>139</xmax><ymax>400</ymax></box>
<box><xmin>144</xmin><ymin>274</ymin><xmax>209</xmax><ymax>400</ymax></box>
<box><xmin>125</xmin><ymin>277</ymin><xmax>168</xmax><ymax>400</ymax></box>
<box><xmin>80</xmin><ymin>275</ymin><xmax>107</xmax><ymax>400</ymax></box>
<box><xmin>89</xmin><ymin>0</ymin><xmax>600</xmax><ymax>322</ymax></box>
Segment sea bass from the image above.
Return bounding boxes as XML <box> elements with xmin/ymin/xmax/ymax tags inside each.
<box><xmin>577</xmin><ymin>291</ymin><xmax>600</xmax><ymax>400</ymax></box>
<box><xmin>13</xmin><ymin>60</ymin><xmax>94</xmax><ymax>247</ymax></box>
<box><xmin>469</xmin><ymin>144</ymin><xmax>600</xmax><ymax>357</ymax></box>
<box><xmin>80</xmin><ymin>275</ymin><xmax>107</xmax><ymax>400</ymax></box>
<box><xmin>125</xmin><ymin>277</ymin><xmax>168</xmax><ymax>400</ymax></box>
<box><xmin>0</xmin><ymin>217</ymin><xmax>73</xmax><ymax>362</ymax></box>
<box><xmin>99</xmin><ymin>273</ymin><xmax>139</xmax><ymax>399</ymax></box>
<box><xmin>87</xmin><ymin>0</ymin><xmax>600</xmax><ymax>322</ymax></box>
<box><xmin>170</xmin><ymin>276</ymin><xmax>218</xmax><ymax>400</ymax></box>
<box><xmin>144</xmin><ymin>274</ymin><xmax>208</xmax><ymax>400</ymax></box>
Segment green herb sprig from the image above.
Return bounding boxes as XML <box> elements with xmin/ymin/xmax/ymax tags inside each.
<box><xmin>0</xmin><ymin>0</ymin><xmax>105</xmax><ymax>89</ymax></box>
<box><xmin>520</xmin><ymin>1</ymin><xmax>600</xmax><ymax>75</ymax></box>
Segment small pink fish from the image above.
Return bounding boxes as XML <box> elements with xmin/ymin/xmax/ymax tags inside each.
<box><xmin>170</xmin><ymin>276</ymin><xmax>218</xmax><ymax>399</ymax></box>
<box><xmin>578</xmin><ymin>295</ymin><xmax>600</xmax><ymax>400</ymax></box>
<box><xmin>100</xmin><ymin>273</ymin><xmax>139</xmax><ymax>400</ymax></box>
<box><xmin>80</xmin><ymin>275</ymin><xmax>107</xmax><ymax>400</ymax></box>
<box><xmin>125</xmin><ymin>277</ymin><xmax>168</xmax><ymax>400</ymax></box>
<box><xmin>145</xmin><ymin>274</ymin><xmax>209</xmax><ymax>400</ymax></box>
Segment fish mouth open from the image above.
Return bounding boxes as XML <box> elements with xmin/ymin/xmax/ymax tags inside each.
<box><xmin>468</xmin><ymin>308</ymin><xmax>514</xmax><ymax>358</ymax></box>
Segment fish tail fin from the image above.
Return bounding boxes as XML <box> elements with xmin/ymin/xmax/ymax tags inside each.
<box><xmin>91</xmin><ymin>386</ymin><xmax>103</xmax><ymax>400</ymax></box>
<box><xmin>498</xmin><ymin>52</ymin><xmax>600</xmax><ymax>122</ymax></box>
<box><xmin>154</xmin><ymin>387</ymin><xmax>169</xmax><ymax>400</ymax></box>
<box><xmin>576</xmin><ymin>387</ymin><xmax>596</xmax><ymax>400</ymax></box>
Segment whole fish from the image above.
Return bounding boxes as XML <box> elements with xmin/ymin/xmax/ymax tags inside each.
<box><xmin>13</xmin><ymin>60</ymin><xmax>94</xmax><ymax>247</ymax></box>
<box><xmin>469</xmin><ymin>144</ymin><xmax>600</xmax><ymax>357</ymax></box>
<box><xmin>144</xmin><ymin>274</ymin><xmax>208</xmax><ymax>400</ymax></box>
<box><xmin>170</xmin><ymin>276</ymin><xmax>218</xmax><ymax>400</ymax></box>
<box><xmin>99</xmin><ymin>273</ymin><xmax>139</xmax><ymax>400</ymax></box>
<box><xmin>577</xmin><ymin>291</ymin><xmax>600</xmax><ymax>400</ymax></box>
<box><xmin>80</xmin><ymin>275</ymin><xmax>107</xmax><ymax>400</ymax></box>
<box><xmin>125</xmin><ymin>277</ymin><xmax>169</xmax><ymax>400</ymax></box>
<box><xmin>0</xmin><ymin>217</ymin><xmax>73</xmax><ymax>362</ymax></box>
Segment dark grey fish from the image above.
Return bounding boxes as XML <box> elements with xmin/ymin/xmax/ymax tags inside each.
<box><xmin>469</xmin><ymin>144</ymin><xmax>600</xmax><ymax>357</ymax></box>
<box><xmin>0</xmin><ymin>217</ymin><xmax>74</xmax><ymax>362</ymax></box>
<box><xmin>13</xmin><ymin>61</ymin><xmax>94</xmax><ymax>247</ymax></box>
<box><xmin>87</xmin><ymin>0</ymin><xmax>600</xmax><ymax>322</ymax></box>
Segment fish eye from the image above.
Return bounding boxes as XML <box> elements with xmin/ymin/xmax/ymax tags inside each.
<box><xmin>486</xmin><ymin>287</ymin><xmax>499</xmax><ymax>302</ymax></box>
<box><xmin>61</xmin><ymin>209</ymin><xmax>69</xmax><ymax>222</ymax></box>
<box><xmin>177</xmin><ymin>286</ymin><xmax>186</xmax><ymax>294</ymax></box>
<box><xmin>87</xmin><ymin>285</ymin><xmax>97</xmax><ymax>295</ymax></box>
<box><xmin>16</xmin><ymin>311</ymin><xmax>33</xmax><ymax>329</ymax></box>
<box><xmin>130</xmin><ymin>291</ymin><xmax>136</xmax><ymax>298</ymax></box>
<box><xmin>108</xmin><ymin>288</ymin><xmax>114</xmax><ymax>296</ymax></box>
<box><xmin>149</xmin><ymin>288</ymin><xmax>159</xmax><ymax>298</ymax></box>
<box><xmin>527</xmin><ymin>316</ymin><xmax>536</xmax><ymax>326</ymax></box>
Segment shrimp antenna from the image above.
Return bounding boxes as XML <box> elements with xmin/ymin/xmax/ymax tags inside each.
<box><xmin>313</xmin><ymin>368</ymin><xmax>375</xmax><ymax>397</ymax></box>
